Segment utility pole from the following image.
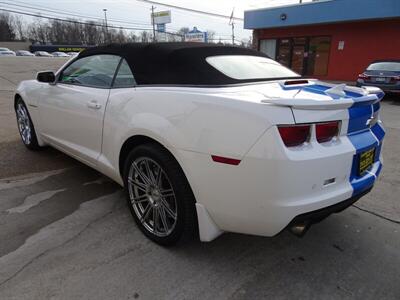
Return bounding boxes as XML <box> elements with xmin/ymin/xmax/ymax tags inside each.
<box><xmin>229</xmin><ymin>8</ymin><xmax>235</xmax><ymax>45</ymax></box>
<box><xmin>231</xmin><ymin>21</ymin><xmax>235</xmax><ymax>45</ymax></box>
<box><xmin>103</xmin><ymin>8</ymin><xmax>109</xmax><ymax>43</ymax></box>
<box><xmin>151</xmin><ymin>5</ymin><xmax>156</xmax><ymax>42</ymax></box>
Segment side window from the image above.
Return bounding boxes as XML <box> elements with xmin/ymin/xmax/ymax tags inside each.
<box><xmin>113</xmin><ymin>59</ymin><xmax>136</xmax><ymax>88</ymax></box>
<box><xmin>59</xmin><ymin>55</ymin><xmax>120</xmax><ymax>88</ymax></box>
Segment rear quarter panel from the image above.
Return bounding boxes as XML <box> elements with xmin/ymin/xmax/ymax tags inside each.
<box><xmin>100</xmin><ymin>86</ymin><xmax>295</xmax><ymax>183</ymax></box>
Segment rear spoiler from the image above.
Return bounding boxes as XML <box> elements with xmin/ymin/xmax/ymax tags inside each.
<box><xmin>261</xmin><ymin>82</ymin><xmax>383</xmax><ymax>110</ymax></box>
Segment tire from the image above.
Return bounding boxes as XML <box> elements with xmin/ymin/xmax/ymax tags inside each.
<box><xmin>15</xmin><ymin>98</ymin><xmax>41</xmax><ymax>150</ymax></box>
<box><xmin>123</xmin><ymin>143</ymin><xmax>198</xmax><ymax>246</ymax></box>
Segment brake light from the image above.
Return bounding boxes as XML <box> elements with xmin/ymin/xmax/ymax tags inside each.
<box><xmin>316</xmin><ymin>121</ymin><xmax>340</xmax><ymax>143</ymax></box>
<box><xmin>284</xmin><ymin>79</ymin><xmax>309</xmax><ymax>85</ymax></box>
<box><xmin>390</xmin><ymin>76</ymin><xmax>400</xmax><ymax>83</ymax></box>
<box><xmin>277</xmin><ymin>125</ymin><xmax>311</xmax><ymax>147</ymax></box>
<box><xmin>358</xmin><ymin>73</ymin><xmax>370</xmax><ymax>80</ymax></box>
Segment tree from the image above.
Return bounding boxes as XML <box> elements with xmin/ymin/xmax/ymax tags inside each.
<box><xmin>206</xmin><ymin>30</ymin><xmax>215</xmax><ymax>43</ymax></box>
<box><xmin>13</xmin><ymin>15</ymin><xmax>26</xmax><ymax>41</ymax></box>
<box><xmin>0</xmin><ymin>13</ymin><xmax>16</xmax><ymax>41</ymax></box>
<box><xmin>177</xmin><ymin>27</ymin><xmax>190</xmax><ymax>36</ymax></box>
<box><xmin>140</xmin><ymin>31</ymin><xmax>151</xmax><ymax>43</ymax></box>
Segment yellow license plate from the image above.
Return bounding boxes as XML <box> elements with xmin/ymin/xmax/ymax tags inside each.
<box><xmin>359</xmin><ymin>148</ymin><xmax>375</xmax><ymax>175</ymax></box>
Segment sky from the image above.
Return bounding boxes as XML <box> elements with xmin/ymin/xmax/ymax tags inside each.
<box><xmin>1</xmin><ymin>0</ymin><xmax>312</xmax><ymax>42</ymax></box>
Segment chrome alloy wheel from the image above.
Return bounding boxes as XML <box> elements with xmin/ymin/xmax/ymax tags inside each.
<box><xmin>128</xmin><ymin>157</ymin><xmax>178</xmax><ymax>237</ymax></box>
<box><xmin>16</xmin><ymin>103</ymin><xmax>32</xmax><ymax>145</ymax></box>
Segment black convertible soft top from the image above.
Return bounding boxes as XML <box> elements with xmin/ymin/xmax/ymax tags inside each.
<box><xmin>78</xmin><ymin>42</ymin><xmax>268</xmax><ymax>85</ymax></box>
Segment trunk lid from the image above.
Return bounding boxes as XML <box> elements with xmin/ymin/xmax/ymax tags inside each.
<box><xmin>260</xmin><ymin>80</ymin><xmax>383</xmax><ymax>134</ymax></box>
<box><xmin>364</xmin><ymin>70</ymin><xmax>400</xmax><ymax>85</ymax></box>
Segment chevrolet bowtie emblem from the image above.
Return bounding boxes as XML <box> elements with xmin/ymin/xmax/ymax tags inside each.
<box><xmin>366</xmin><ymin>115</ymin><xmax>377</xmax><ymax>127</ymax></box>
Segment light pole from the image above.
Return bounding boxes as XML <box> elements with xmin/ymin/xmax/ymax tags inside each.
<box><xmin>151</xmin><ymin>5</ymin><xmax>156</xmax><ymax>42</ymax></box>
<box><xmin>103</xmin><ymin>8</ymin><xmax>109</xmax><ymax>43</ymax></box>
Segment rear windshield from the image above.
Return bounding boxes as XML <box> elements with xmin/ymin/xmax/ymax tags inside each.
<box><xmin>206</xmin><ymin>55</ymin><xmax>300</xmax><ymax>80</ymax></box>
<box><xmin>367</xmin><ymin>62</ymin><xmax>400</xmax><ymax>72</ymax></box>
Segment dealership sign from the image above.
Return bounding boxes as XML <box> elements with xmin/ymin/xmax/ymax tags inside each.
<box><xmin>156</xmin><ymin>23</ymin><xmax>166</xmax><ymax>33</ymax></box>
<box><xmin>152</xmin><ymin>10</ymin><xmax>171</xmax><ymax>24</ymax></box>
<box><xmin>184</xmin><ymin>27</ymin><xmax>208</xmax><ymax>43</ymax></box>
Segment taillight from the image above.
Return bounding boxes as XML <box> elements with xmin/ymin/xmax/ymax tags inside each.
<box><xmin>316</xmin><ymin>121</ymin><xmax>340</xmax><ymax>143</ymax></box>
<box><xmin>277</xmin><ymin>125</ymin><xmax>311</xmax><ymax>147</ymax></box>
<box><xmin>390</xmin><ymin>76</ymin><xmax>400</xmax><ymax>83</ymax></box>
<box><xmin>358</xmin><ymin>73</ymin><xmax>370</xmax><ymax>80</ymax></box>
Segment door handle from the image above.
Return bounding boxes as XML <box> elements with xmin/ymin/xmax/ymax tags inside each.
<box><xmin>87</xmin><ymin>101</ymin><xmax>102</xmax><ymax>109</ymax></box>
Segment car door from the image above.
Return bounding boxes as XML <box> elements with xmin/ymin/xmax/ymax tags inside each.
<box><xmin>38</xmin><ymin>54</ymin><xmax>121</xmax><ymax>166</ymax></box>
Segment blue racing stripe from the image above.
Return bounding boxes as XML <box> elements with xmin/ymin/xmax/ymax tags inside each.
<box><xmin>347</xmin><ymin>97</ymin><xmax>384</xmax><ymax>196</ymax></box>
<box><xmin>351</xmin><ymin>172</ymin><xmax>376</xmax><ymax>196</ymax></box>
<box><xmin>280</xmin><ymin>83</ymin><xmax>364</xmax><ymax>99</ymax></box>
<box><xmin>371</xmin><ymin>123</ymin><xmax>385</xmax><ymax>142</ymax></box>
<box><xmin>373</xmin><ymin>101</ymin><xmax>380</xmax><ymax>113</ymax></box>
<box><xmin>348</xmin><ymin>105</ymin><xmax>373</xmax><ymax>133</ymax></box>
<box><xmin>347</xmin><ymin>130</ymin><xmax>378</xmax><ymax>154</ymax></box>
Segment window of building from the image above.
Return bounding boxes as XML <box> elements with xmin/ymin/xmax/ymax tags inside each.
<box><xmin>259</xmin><ymin>39</ymin><xmax>277</xmax><ymax>59</ymax></box>
<box><xmin>306</xmin><ymin>36</ymin><xmax>331</xmax><ymax>76</ymax></box>
<box><xmin>276</xmin><ymin>39</ymin><xmax>291</xmax><ymax>67</ymax></box>
<box><xmin>271</xmin><ymin>36</ymin><xmax>331</xmax><ymax>77</ymax></box>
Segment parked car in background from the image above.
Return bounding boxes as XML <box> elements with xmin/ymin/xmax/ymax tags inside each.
<box><xmin>357</xmin><ymin>60</ymin><xmax>400</xmax><ymax>96</ymax></box>
<box><xmin>34</xmin><ymin>51</ymin><xmax>53</xmax><ymax>57</ymax></box>
<box><xmin>0</xmin><ymin>47</ymin><xmax>16</xmax><ymax>56</ymax></box>
<box><xmin>14</xmin><ymin>43</ymin><xmax>386</xmax><ymax>245</ymax></box>
<box><xmin>52</xmin><ymin>51</ymin><xmax>69</xmax><ymax>57</ymax></box>
<box><xmin>15</xmin><ymin>50</ymin><xmax>35</xmax><ymax>57</ymax></box>
<box><xmin>67</xmin><ymin>52</ymin><xmax>79</xmax><ymax>57</ymax></box>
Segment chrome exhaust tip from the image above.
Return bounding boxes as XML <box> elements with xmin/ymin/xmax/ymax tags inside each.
<box><xmin>289</xmin><ymin>223</ymin><xmax>309</xmax><ymax>237</ymax></box>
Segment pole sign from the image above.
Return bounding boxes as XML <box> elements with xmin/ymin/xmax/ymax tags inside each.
<box><xmin>156</xmin><ymin>23</ymin><xmax>166</xmax><ymax>33</ymax></box>
<box><xmin>152</xmin><ymin>10</ymin><xmax>171</xmax><ymax>24</ymax></box>
<box><xmin>184</xmin><ymin>27</ymin><xmax>208</xmax><ymax>43</ymax></box>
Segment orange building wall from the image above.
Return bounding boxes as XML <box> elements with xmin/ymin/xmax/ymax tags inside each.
<box><xmin>255</xmin><ymin>19</ymin><xmax>400</xmax><ymax>81</ymax></box>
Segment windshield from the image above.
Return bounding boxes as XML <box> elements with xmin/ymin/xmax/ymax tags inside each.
<box><xmin>367</xmin><ymin>62</ymin><xmax>400</xmax><ymax>72</ymax></box>
<box><xmin>206</xmin><ymin>55</ymin><xmax>300</xmax><ymax>81</ymax></box>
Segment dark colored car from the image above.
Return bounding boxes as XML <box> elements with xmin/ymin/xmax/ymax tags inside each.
<box><xmin>356</xmin><ymin>60</ymin><xmax>400</xmax><ymax>96</ymax></box>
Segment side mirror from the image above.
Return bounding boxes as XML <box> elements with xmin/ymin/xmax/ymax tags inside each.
<box><xmin>37</xmin><ymin>71</ymin><xmax>55</xmax><ymax>83</ymax></box>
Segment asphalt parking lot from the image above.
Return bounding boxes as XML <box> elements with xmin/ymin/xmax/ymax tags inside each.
<box><xmin>0</xmin><ymin>57</ymin><xmax>399</xmax><ymax>300</ymax></box>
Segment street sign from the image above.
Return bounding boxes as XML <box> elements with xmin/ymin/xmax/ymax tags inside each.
<box><xmin>152</xmin><ymin>10</ymin><xmax>171</xmax><ymax>24</ymax></box>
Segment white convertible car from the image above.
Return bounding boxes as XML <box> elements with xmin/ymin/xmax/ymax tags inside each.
<box><xmin>14</xmin><ymin>43</ymin><xmax>385</xmax><ymax>245</ymax></box>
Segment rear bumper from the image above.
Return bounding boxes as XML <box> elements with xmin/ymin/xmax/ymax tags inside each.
<box><xmin>286</xmin><ymin>187</ymin><xmax>372</xmax><ymax>234</ymax></box>
<box><xmin>177</xmin><ymin>123</ymin><xmax>384</xmax><ymax>239</ymax></box>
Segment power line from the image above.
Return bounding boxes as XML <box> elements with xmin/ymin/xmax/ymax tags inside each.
<box><xmin>0</xmin><ymin>1</ymin><xmax>155</xmax><ymax>28</ymax></box>
<box><xmin>136</xmin><ymin>0</ymin><xmax>244</xmax><ymax>21</ymax></box>
<box><xmin>1</xmin><ymin>0</ymin><xmax>185</xmax><ymax>32</ymax></box>
<box><xmin>0</xmin><ymin>7</ymin><xmax>184</xmax><ymax>36</ymax></box>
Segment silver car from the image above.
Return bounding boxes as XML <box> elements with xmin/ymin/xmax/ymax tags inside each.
<box><xmin>52</xmin><ymin>51</ymin><xmax>70</xmax><ymax>57</ymax></box>
<box><xmin>0</xmin><ymin>47</ymin><xmax>16</xmax><ymax>56</ymax></box>
<box><xmin>16</xmin><ymin>50</ymin><xmax>35</xmax><ymax>57</ymax></box>
<box><xmin>34</xmin><ymin>51</ymin><xmax>53</xmax><ymax>57</ymax></box>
